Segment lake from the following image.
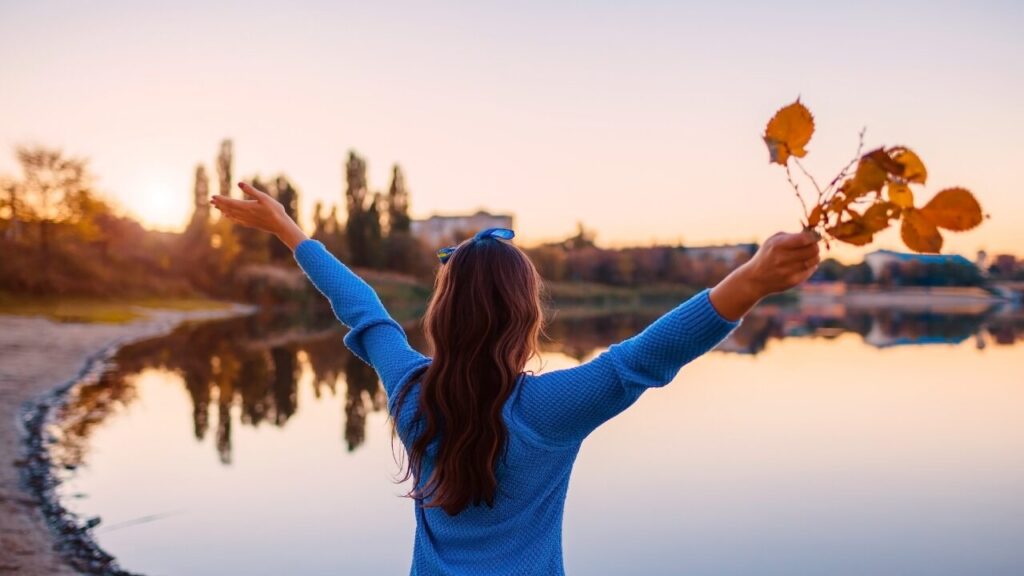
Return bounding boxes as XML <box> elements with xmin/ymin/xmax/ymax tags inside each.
<box><xmin>49</xmin><ymin>303</ymin><xmax>1024</xmax><ymax>575</ymax></box>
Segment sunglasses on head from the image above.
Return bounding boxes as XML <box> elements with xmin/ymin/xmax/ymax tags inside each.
<box><xmin>437</xmin><ymin>228</ymin><xmax>516</xmax><ymax>265</ymax></box>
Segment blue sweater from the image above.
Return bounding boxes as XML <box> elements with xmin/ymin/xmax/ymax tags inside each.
<box><xmin>294</xmin><ymin>239</ymin><xmax>740</xmax><ymax>575</ymax></box>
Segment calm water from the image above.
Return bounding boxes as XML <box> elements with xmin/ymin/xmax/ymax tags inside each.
<box><xmin>51</xmin><ymin>304</ymin><xmax>1024</xmax><ymax>575</ymax></box>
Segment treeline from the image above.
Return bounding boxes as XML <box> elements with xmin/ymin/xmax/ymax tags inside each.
<box><xmin>0</xmin><ymin>141</ymin><xmax>432</xmax><ymax>300</ymax></box>
<box><xmin>525</xmin><ymin>225</ymin><xmax>754</xmax><ymax>288</ymax></box>
<box><xmin>813</xmin><ymin>258</ymin><xmax>984</xmax><ymax>287</ymax></box>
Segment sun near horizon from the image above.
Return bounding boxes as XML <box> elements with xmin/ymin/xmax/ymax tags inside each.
<box><xmin>2</xmin><ymin>1</ymin><xmax>1022</xmax><ymax>259</ymax></box>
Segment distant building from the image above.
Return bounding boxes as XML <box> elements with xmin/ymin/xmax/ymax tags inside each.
<box><xmin>682</xmin><ymin>244</ymin><xmax>758</xmax><ymax>264</ymax></box>
<box><xmin>991</xmin><ymin>254</ymin><xmax>1019</xmax><ymax>278</ymax></box>
<box><xmin>864</xmin><ymin>249</ymin><xmax>975</xmax><ymax>279</ymax></box>
<box><xmin>410</xmin><ymin>210</ymin><xmax>514</xmax><ymax>248</ymax></box>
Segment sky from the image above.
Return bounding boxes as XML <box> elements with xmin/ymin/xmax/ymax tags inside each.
<box><xmin>1</xmin><ymin>0</ymin><xmax>1022</xmax><ymax>260</ymax></box>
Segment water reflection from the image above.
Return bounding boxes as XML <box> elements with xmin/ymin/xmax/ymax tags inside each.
<box><xmin>54</xmin><ymin>305</ymin><xmax>1023</xmax><ymax>469</ymax></box>
<box><xmin>48</xmin><ymin>303</ymin><xmax>1024</xmax><ymax>576</ymax></box>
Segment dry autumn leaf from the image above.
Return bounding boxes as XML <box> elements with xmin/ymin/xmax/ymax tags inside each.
<box><xmin>827</xmin><ymin>219</ymin><xmax>874</xmax><ymax>246</ymax></box>
<box><xmin>901</xmin><ymin>208</ymin><xmax>944</xmax><ymax>253</ymax></box>
<box><xmin>887</xmin><ymin>181</ymin><xmax>914</xmax><ymax>209</ymax></box>
<box><xmin>851</xmin><ymin>154</ymin><xmax>889</xmax><ymax>194</ymax></box>
<box><xmin>865</xmin><ymin>148</ymin><xmax>904</xmax><ymax>176</ymax></box>
<box><xmin>765</xmin><ymin>99</ymin><xmax>982</xmax><ymax>254</ymax></box>
<box><xmin>764</xmin><ymin>100</ymin><xmax>814</xmax><ymax>165</ymax></box>
<box><xmin>862</xmin><ymin>201</ymin><xmax>901</xmax><ymax>232</ymax></box>
<box><xmin>920</xmin><ymin>187</ymin><xmax>983</xmax><ymax>231</ymax></box>
<box><xmin>889</xmin><ymin>147</ymin><xmax>927</xmax><ymax>184</ymax></box>
<box><xmin>807</xmin><ymin>204</ymin><xmax>824</xmax><ymax>227</ymax></box>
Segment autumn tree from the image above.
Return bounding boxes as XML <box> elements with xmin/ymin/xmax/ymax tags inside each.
<box><xmin>12</xmin><ymin>146</ymin><xmax>93</xmax><ymax>272</ymax></box>
<box><xmin>0</xmin><ymin>176</ymin><xmax>22</xmax><ymax>241</ymax></box>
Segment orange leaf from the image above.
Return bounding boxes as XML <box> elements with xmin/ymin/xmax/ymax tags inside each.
<box><xmin>864</xmin><ymin>148</ymin><xmax>904</xmax><ymax>176</ymax></box>
<box><xmin>807</xmin><ymin>204</ymin><xmax>824</xmax><ymax>227</ymax></box>
<box><xmin>920</xmin><ymin>187</ymin><xmax>983</xmax><ymax>231</ymax></box>
<box><xmin>887</xmin><ymin>181</ymin><xmax>914</xmax><ymax>209</ymax></box>
<box><xmin>862</xmin><ymin>201</ymin><xmax>901</xmax><ymax>233</ymax></box>
<box><xmin>889</xmin><ymin>146</ymin><xmax>927</xmax><ymax>184</ymax></box>
<box><xmin>827</xmin><ymin>218</ymin><xmax>874</xmax><ymax>246</ymax></box>
<box><xmin>851</xmin><ymin>152</ymin><xmax>889</xmax><ymax>194</ymax></box>
<box><xmin>827</xmin><ymin>187</ymin><xmax>856</xmax><ymax>213</ymax></box>
<box><xmin>764</xmin><ymin>100</ymin><xmax>815</xmax><ymax>165</ymax></box>
<box><xmin>901</xmin><ymin>208</ymin><xmax>943</xmax><ymax>253</ymax></box>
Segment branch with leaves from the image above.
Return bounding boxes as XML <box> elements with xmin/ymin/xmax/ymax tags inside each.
<box><xmin>763</xmin><ymin>100</ymin><xmax>985</xmax><ymax>253</ymax></box>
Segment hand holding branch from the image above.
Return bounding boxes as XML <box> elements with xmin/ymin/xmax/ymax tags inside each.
<box><xmin>710</xmin><ymin>230</ymin><xmax>820</xmax><ymax>321</ymax></box>
<box><xmin>211</xmin><ymin>182</ymin><xmax>308</xmax><ymax>251</ymax></box>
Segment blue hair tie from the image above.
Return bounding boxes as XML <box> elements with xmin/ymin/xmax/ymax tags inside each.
<box><xmin>437</xmin><ymin>228</ymin><xmax>515</xmax><ymax>264</ymax></box>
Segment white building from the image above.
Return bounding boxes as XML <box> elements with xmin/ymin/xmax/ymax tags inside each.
<box><xmin>410</xmin><ymin>211</ymin><xmax>514</xmax><ymax>248</ymax></box>
<box><xmin>864</xmin><ymin>249</ymin><xmax>975</xmax><ymax>278</ymax></box>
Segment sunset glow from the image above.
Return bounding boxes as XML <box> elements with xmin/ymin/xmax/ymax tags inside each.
<box><xmin>2</xmin><ymin>1</ymin><xmax>1022</xmax><ymax>256</ymax></box>
<box><xmin>134</xmin><ymin>179</ymin><xmax>191</xmax><ymax>231</ymax></box>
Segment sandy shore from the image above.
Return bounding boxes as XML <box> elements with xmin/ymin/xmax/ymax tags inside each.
<box><xmin>0</xmin><ymin>307</ymin><xmax>248</xmax><ymax>575</ymax></box>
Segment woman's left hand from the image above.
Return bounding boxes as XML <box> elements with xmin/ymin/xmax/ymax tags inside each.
<box><xmin>211</xmin><ymin>183</ymin><xmax>308</xmax><ymax>250</ymax></box>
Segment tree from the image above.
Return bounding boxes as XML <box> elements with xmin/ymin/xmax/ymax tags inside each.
<box><xmin>179</xmin><ymin>165</ymin><xmax>218</xmax><ymax>292</ymax></box>
<box><xmin>0</xmin><ymin>176</ymin><xmax>22</xmax><ymax>241</ymax></box>
<box><xmin>185</xmin><ymin>164</ymin><xmax>211</xmax><ymax>236</ymax></box>
<box><xmin>235</xmin><ymin>175</ymin><xmax>271</xmax><ymax>264</ymax></box>
<box><xmin>14</xmin><ymin>146</ymin><xmax>92</xmax><ymax>270</ymax></box>
<box><xmin>387</xmin><ymin>165</ymin><xmax>411</xmax><ymax>234</ymax></box>
<box><xmin>312</xmin><ymin>201</ymin><xmax>326</xmax><ymax>235</ymax></box>
<box><xmin>345</xmin><ymin>151</ymin><xmax>370</xmax><ymax>267</ymax></box>
<box><xmin>269</xmin><ymin>175</ymin><xmax>299</xmax><ymax>262</ymax></box>
<box><xmin>364</xmin><ymin>192</ymin><xmax>384</xmax><ymax>268</ymax></box>
<box><xmin>217</xmin><ymin>139</ymin><xmax>233</xmax><ymax>198</ymax></box>
<box><xmin>565</xmin><ymin>222</ymin><xmax>596</xmax><ymax>250</ymax></box>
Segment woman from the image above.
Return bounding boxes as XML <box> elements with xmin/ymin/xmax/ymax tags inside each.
<box><xmin>212</xmin><ymin>182</ymin><xmax>819</xmax><ymax>575</ymax></box>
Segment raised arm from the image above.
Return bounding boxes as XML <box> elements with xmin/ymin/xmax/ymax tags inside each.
<box><xmin>513</xmin><ymin>231</ymin><xmax>820</xmax><ymax>447</ymax></box>
<box><xmin>212</xmin><ymin>183</ymin><xmax>429</xmax><ymax>398</ymax></box>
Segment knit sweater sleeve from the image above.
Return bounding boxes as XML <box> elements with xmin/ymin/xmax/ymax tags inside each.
<box><xmin>293</xmin><ymin>239</ymin><xmax>430</xmax><ymax>398</ymax></box>
<box><xmin>512</xmin><ymin>289</ymin><xmax>739</xmax><ymax>447</ymax></box>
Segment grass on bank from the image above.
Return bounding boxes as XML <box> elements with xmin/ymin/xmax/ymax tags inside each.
<box><xmin>0</xmin><ymin>294</ymin><xmax>233</xmax><ymax>324</ymax></box>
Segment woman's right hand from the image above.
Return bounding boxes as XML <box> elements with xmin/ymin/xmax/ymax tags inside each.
<box><xmin>742</xmin><ymin>230</ymin><xmax>821</xmax><ymax>297</ymax></box>
<box><xmin>709</xmin><ymin>231</ymin><xmax>820</xmax><ymax>322</ymax></box>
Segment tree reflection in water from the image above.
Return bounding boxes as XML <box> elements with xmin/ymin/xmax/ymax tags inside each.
<box><xmin>52</xmin><ymin>305</ymin><xmax>1023</xmax><ymax>468</ymax></box>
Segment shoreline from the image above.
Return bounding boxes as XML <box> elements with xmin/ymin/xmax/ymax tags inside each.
<box><xmin>1</xmin><ymin>306</ymin><xmax>251</xmax><ymax>576</ymax></box>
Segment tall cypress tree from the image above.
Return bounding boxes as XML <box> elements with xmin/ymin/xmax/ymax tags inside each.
<box><xmin>345</xmin><ymin>151</ymin><xmax>369</xmax><ymax>267</ymax></box>
<box><xmin>269</xmin><ymin>175</ymin><xmax>299</xmax><ymax>262</ymax></box>
<box><xmin>217</xmin><ymin>140</ymin><xmax>233</xmax><ymax>198</ymax></box>
<box><xmin>387</xmin><ymin>165</ymin><xmax>411</xmax><ymax>234</ymax></box>
<box><xmin>187</xmin><ymin>164</ymin><xmax>210</xmax><ymax>232</ymax></box>
<box><xmin>365</xmin><ymin>192</ymin><xmax>384</xmax><ymax>268</ymax></box>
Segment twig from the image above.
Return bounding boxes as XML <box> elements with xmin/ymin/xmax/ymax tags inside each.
<box><xmin>96</xmin><ymin>510</ymin><xmax>184</xmax><ymax>534</ymax></box>
<box><xmin>793</xmin><ymin>158</ymin><xmax>823</xmax><ymax>199</ymax></box>
<box><xmin>823</xmin><ymin>126</ymin><xmax>867</xmax><ymax>199</ymax></box>
<box><xmin>785</xmin><ymin>163</ymin><xmax>810</xmax><ymax>224</ymax></box>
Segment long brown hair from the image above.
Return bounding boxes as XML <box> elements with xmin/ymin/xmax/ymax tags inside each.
<box><xmin>394</xmin><ymin>235</ymin><xmax>543</xmax><ymax>515</ymax></box>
